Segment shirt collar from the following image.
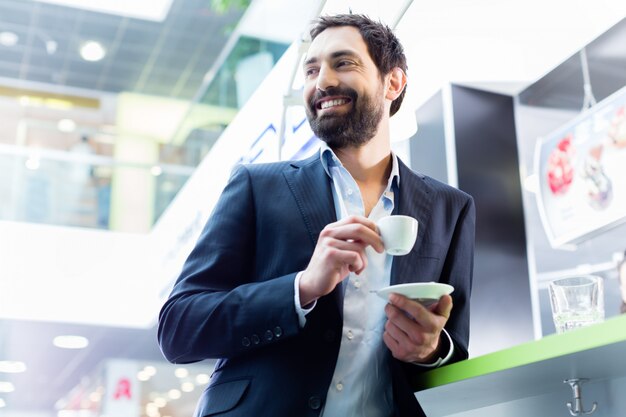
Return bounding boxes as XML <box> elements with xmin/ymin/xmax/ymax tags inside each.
<box><xmin>319</xmin><ymin>142</ymin><xmax>400</xmax><ymax>189</ymax></box>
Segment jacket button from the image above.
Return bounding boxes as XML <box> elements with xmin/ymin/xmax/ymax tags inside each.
<box><xmin>251</xmin><ymin>334</ymin><xmax>260</xmax><ymax>345</ymax></box>
<box><xmin>241</xmin><ymin>337</ymin><xmax>250</xmax><ymax>347</ymax></box>
<box><xmin>308</xmin><ymin>396</ymin><xmax>321</xmax><ymax>410</ymax></box>
<box><xmin>264</xmin><ymin>330</ymin><xmax>274</xmax><ymax>341</ymax></box>
<box><xmin>274</xmin><ymin>326</ymin><xmax>283</xmax><ymax>338</ymax></box>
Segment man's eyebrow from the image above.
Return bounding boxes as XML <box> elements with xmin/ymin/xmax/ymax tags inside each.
<box><xmin>303</xmin><ymin>56</ymin><xmax>318</xmax><ymax>67</ymax></box>
<box><xmin>303</xmin><ymin>50</ymin><xmax>360</xmax><ymax>67</ymax></box>
<box><xmin>330</xmin><ymin>50</ymin><xmax>359</xmax><ymax>60</ymax></box>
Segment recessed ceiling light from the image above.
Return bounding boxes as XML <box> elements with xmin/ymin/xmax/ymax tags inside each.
<box><xmin>137</xmin><ymin>371</ymin><xmax>150</xmax><ymax>381</ymax></box>
<box><xmin>25</xmin><ymin>156</ymin><xmax>40</xmax><ymax>171</ymax></box>
<box><xmin>0</xmin><ymin>361</ymin><xmax>27</xmax><ymax>373</ymax></box>
<box><xmin>88</xmin><ymin>391</ymin><xmax>102</xmax><ymax>402</ymax></box>
<box><xmin>53</xmin><ymin>335</ymin><xmax>89</xmax><ymax>349</ymax></box>
<box><xmin>150</xmin><ymin>166</ymin><xmax>163</xmax><ymax>176</ymax></box>
<box><xmin>0</xmin><ymin>381</ymin><xmax>15</xmax><ymax>393</ymax></box>
<box><xmin>18</xmin><ymin>96</ymin><xmax>30</xmax><ymax>106</ymax></box>
<box><xmin>45</xmin><ymin>40</ymin><xmax>58</xmax><ymax>54</ymax></box>
<box><xmin>0</xmin><ymin>31</ymin><xmax>19</xmax><ymax>47</ymax></box>
<box><xmin>80</xmin><ymin>41</ymin><xmax>106</xmax><ymax>62</ymax></box>
<box><xmin>146</xmin><ymin>403</ymin><xmax>159</xmax><ymax>417</ymax></box>
<box><xmin>181</xmin><ymin>382</ymin><xmax>194</xmax><ymax>392</ymax></box>
<box><xmin>195</xmin><ymin>373</ymin><xmax>210</xmax><ymax>384</ymax></box>
<box><xmin>0</xmin><ymin>398</ymin><xmax>6</xmax><ymax>408</ymax></box>
<box><xmin>167</xmin><ymin>389</ymin><xmax>181</xmax><ymax>400</ymax></box>
<box><xmin>57</xmin><ymin>119</ymin><xmax>76</xmax><ymax>133</ymax></box>
<box><xmin>174</xmin><ymin>368</ymin><xmax>188</xmax><ymax>378</ymax></box>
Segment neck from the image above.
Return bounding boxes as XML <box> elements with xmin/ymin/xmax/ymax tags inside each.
<box><xmin>332</xmin><ymin>124</ymin><xmax>392</xmax><ymax>185</ymax></box>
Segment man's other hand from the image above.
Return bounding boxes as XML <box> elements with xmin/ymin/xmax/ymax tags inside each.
<box><xmin>383</xmin><ymin>293</ymin><xmax>452</xmax><ymax>363</ymax></box>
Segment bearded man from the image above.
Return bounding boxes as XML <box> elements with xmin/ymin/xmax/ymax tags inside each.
<box><xmin>158</xmin><ymin>14</ymin><xmax>475</xmax><ymax>417</ymax></box>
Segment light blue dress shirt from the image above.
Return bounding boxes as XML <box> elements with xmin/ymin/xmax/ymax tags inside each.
<box><xmin>319</xmin><ymin>145</ymin><xmax>398</xmax><ymax>417</ymax></box>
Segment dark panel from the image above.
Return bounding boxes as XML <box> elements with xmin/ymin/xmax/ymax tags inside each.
<box><xmin>452</xmin><ymin>85</ymin><xmax>534</xmax><ymax>354</ymax></box>
<box><xmin>410</xmin><ymin>90</ymin><xmax>448</xmax><ymax>183</ymax></box>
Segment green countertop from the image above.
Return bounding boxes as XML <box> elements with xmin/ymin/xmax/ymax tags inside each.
<box><xmin>415</xmin><ymin>313</ymin><xmax>626</xmax><ymax>390</ymax></box>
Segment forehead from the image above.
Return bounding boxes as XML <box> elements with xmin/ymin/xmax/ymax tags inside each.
<box><xmin>306</xmin><ymin>26</ymin><xmax>372</xmax><ymax>63</ymax></box>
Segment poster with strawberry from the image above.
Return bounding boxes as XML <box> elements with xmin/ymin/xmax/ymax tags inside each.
<box><xmin>535</xmin><ymin>86</ymin><xmax>626</xmax><ymax>247</ymax></box>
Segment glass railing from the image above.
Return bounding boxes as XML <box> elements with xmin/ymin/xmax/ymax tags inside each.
<box><xmin>169</xmin><ymin>35</ymin><xmax>290</xmax><ymax>157</ymax></box>
<box><xmin>0</xmin><ymin>144</ymin><xmax>194</xmax><ymax>232</ymax></box>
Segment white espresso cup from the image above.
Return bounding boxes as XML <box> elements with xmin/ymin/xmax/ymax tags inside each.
<box><xmin>376</xmin><ymin>215</ymin><xmax>418</xmax><ymax>256</ymax></box>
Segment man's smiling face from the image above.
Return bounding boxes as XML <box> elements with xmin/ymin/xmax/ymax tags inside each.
<box><xmin>303</xmin><ymin>25</ymin><xmax>385</xmax><ymax>149</ymax></box>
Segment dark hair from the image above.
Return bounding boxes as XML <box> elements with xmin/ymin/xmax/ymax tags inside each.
<box><xmin>310</xmin><ymin>14</ymin><xmax>407</xmax><ymax>116</ymax></box>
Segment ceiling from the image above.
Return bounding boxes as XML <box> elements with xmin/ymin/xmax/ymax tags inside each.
<box><xmin>519</xmin><ymin>17</ymin><xmax>626</xmax><ymax>110</ymax></box>
<box><xmin>0</xmin><ymin>0</ymin><xmax>244</xmax><ymax>99</ymax></box>
<box><xmin>0</xmin><ymin>0</ymin><xmax>246</xmax><ymax>414</ymax></box>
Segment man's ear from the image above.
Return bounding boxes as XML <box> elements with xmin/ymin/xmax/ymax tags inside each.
<box><xmin>385</xmin><ymin>67</ymin><xmax>407</xmax><ymax>101</ymax></box>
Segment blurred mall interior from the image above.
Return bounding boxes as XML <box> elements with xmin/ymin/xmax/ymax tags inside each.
<box><xmin>1</xmin><ymin>0</ymin><xmax>626</xmax><ymax>416</ymax></box>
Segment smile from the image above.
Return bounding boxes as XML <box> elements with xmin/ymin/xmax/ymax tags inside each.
<box><xmin>317</xmin><ymin>98</ymin><xmax>350</xmax><ymax>110</ymax></box>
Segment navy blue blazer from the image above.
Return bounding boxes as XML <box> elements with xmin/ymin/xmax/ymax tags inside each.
<box><xmin>158</xmin><ymin>153</ymin><xmax>475</xmax><ymax>417</ymax></box>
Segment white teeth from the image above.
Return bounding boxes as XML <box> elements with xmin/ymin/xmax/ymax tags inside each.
<box><xmin>320</xmin><ymin>99</ymin><xmax>347</xmax><ymax>109</ymax></box>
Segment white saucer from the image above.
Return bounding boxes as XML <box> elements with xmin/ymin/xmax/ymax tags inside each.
<box><xmin>375</xmin><ymin>282</ymin><xmax>454</xmax><ymax>306</ymax></box>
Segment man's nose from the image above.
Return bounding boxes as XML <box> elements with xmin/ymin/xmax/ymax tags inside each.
<box><xmin>316</xmin><ymin>66</ymin><xmax>338</xmax><ymax>92</ymax></box>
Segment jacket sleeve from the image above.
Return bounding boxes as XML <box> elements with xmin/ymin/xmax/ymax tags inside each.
<box><xmin>405</xmin><ymin>194</ymin><xmax>475</xmax><ymax>384</ymax></box>
<box><xmin>439</xmin><ymin>194</ymin><xmax>475</xmax><ymax>362</ymax></box>
<box><xmin>157</xmin><ymin>164</ymin><xmax>302</xmax><ymax>364</ymax></box>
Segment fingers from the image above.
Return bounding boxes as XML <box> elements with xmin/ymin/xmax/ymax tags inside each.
<box><xmin>384</xmin><ymin>293</ymin><xmax>452</xmax><ymax>363</ymax></box>
<box><xmin>324</xmin><ymin>245</ymin><xmax>368</xmax><ymax>275</ymax></box>
<box><xmin>385</xmin><ymin>301</ymin><xmax>427</xmax><ymax>335</ymax></box>
<box><xmin>301</xmin><ymin>215</ymin><xmax>385</xmax><ymax>302</ymax></box>
<box><xmin>388</xmin><ymin>293</ymin><xmax>452</xmax><ymax>327</ymax></box>
<box><xmin>322</xmin><ymin>215</ymin><xmax>384</xmax><ymax>253</ymax></box>
<box><xmin>383</xmin><ymin>317</ymin><xmax>430</xmax><ymax>362</ymax></box>
<box><xmin>317</xmin><ymin>235</ymin><xmax>370</xmax><ymax>274</ymax></box>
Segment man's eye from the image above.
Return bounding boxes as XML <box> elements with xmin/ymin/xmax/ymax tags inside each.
<box><xmin>336</xmin><ymin>60</ymin><xmax>352</xmax><ymax>67</ymax></box>
<box><xmin>305</xmin><ymin>68</ymin><xmax>318</xmax><ymax>77</ymax></box>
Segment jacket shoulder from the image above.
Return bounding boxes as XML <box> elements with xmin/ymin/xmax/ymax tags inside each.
<box><xmin>235</xmin><ymin>154</ymin><xmax>319</xmax><ymax>177</ymax></box>
<box><xmin>398</xmin><ymin>158</ymin><xmax>473</xmax><ymax>203</ymax></box>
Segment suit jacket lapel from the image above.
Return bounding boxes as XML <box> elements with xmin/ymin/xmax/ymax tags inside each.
<box><xmin>391</xmin><ymin>160</ymin><xmax>435</xmax><ymax>285</ymax></box>
<box><xmin>283</xmin><ymin>154</ymin><xmax>344</xmax><ymax>317</ymax></box>
<box><xmin>283</xmin><ymin>154</ymin><xmax>336</xmax><ymax>247</ymax></box>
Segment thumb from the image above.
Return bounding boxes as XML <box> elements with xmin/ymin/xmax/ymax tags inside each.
<box><xmin>435</xmin><ymin>294</ymin><xmax>453</xmax><ymax>319</ymax></box>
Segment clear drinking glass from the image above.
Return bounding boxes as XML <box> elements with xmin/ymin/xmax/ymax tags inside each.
<box><xmin>549</xmin><ymin>275</ymin><xmax>604</xmax><ymax>333</ymax></box>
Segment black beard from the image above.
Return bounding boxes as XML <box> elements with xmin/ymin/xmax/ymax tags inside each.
<box><xmin>305</xmin><ymin>86</ymin><xmax>384</xmax><ymax>149</ymax></box>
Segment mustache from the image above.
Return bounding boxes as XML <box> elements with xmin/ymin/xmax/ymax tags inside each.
<box><xmin>308</xmin><ymin>87</ymin><xmax>358</xmax><ymax>112</ymax></box>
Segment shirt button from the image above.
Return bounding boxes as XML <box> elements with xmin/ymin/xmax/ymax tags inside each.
<box><xmin>346</xmin><ymin>188</ymin><xmax>353</xmax><ymax>196</ymax></box>
<box><xmin>264</xmin><ymin>330</ymin><xmax>274</xmax><ymax>341</ymax></box>
<box><xmin>336</xmin><ymin>382</ymin><xmax>344</xmax><ymax>391</ymax></box>
<box><xmin>241</xmin><ymin>337</ymin><xmax>250</xmax><ymax>347</ymax></box>
<box><xmin>251</xmin><ymin>334</ymin><xmax>260</xmax><ymax>345</ymax></box>
<box><xmin>346</xmin><ymin>330</ymin><xmax>354</xmax><ymax>340</ymax></box>
<box><xmin>353</xmin><ymin>279</ymin><xmax>361</xmax><ymax>289</ymax></box>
